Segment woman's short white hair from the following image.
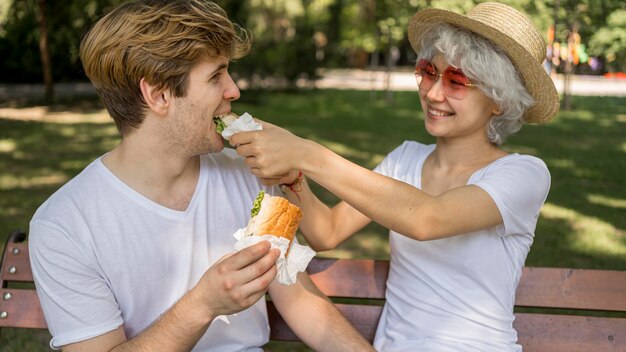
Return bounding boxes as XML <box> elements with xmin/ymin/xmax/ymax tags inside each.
<box><xmin>417</xmin><ymin>23</ymin><xmax>534</xmax><ymax>145</ymax></box>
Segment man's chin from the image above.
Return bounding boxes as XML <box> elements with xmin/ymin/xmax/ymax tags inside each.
<box><xmin>205</xmin><ymin>138</ymin><xmax>226</xmax><ymax>154</ymax></box>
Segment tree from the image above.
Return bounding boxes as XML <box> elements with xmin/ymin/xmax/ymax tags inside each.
<box><xmin>589</xmin><ymin>9</ymin><xmax>626</xmax><ymax>72</ymax></box>
<box><xmin>37</xmin><ymin>0</ymin><xmax>53</xmax><ymax>101</ymax></box>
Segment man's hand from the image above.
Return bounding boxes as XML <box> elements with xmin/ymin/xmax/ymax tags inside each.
<box><xmin>192</xmin><ymin>241</ymin><xmax>279</xmax><ymax>319</ymax></box>
<box><xmin>62</xmin><ymin>242</ymin><xmax>280</xmax><ymax>352</ymax></box>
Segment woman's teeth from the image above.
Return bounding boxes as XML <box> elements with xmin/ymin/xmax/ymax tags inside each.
<box><xmin>429</xmin><ymin>108</ymin><xmax>453</xmax><ymax>117</ymax></box>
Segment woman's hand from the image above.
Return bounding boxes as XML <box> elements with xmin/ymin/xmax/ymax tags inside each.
<box><xmin>230</xmin><ymin>120</ymin><xmax>311</xmax><ymax>179</ymax></box>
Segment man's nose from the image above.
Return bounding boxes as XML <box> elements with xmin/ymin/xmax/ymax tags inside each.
<box><xmin>224</xmin><ymin>73</ymin><xmax>240</xmax><ymax>101</ymax></box>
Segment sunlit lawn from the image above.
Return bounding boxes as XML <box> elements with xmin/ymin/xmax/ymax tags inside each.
<box><xmin>0</xmin><ymin>90</ymin><xmax>625</xmax><ymax>351</ymax></box>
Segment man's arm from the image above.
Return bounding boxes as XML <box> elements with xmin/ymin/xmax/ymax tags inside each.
<box><xmin>268</xmin><ymin>272</ymin><xmax>375</xmax><ymax>352</ymax></box>
<box><xmin>61</xmin><ymin>242</ymin><xmax>280</xmax><ymax>352</ymax></box>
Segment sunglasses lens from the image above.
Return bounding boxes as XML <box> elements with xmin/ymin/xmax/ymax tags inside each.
<box><xmin>415</xmin><ymin>60</ymin><xmax>474</xmax><ymax>100</ymax></box>
<box><xmin>415</xmin><ymin>59</ymin><xmax>437</xmax><ymax>91</ymax></box>
<box><xmin>443</xmin><ymin>68</ymin><xmax>472</xmax><ymax>99</ymax></box>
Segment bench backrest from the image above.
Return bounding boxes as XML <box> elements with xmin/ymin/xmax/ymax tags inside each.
<box><xmin>3</xmin><ymin>230</ymin><xmax>626</xmax><ymax>351</ymax></box>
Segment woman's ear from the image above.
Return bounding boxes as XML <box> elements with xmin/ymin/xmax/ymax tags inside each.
<box><xmin>492</xmin><ymin>105</ymin><xmax>502</xmax><ymax>116</ymax></box>
<box><xmin>139</xmin><ymin>78</ymin><xmax>171</xmax><ymax>116</ymax></box>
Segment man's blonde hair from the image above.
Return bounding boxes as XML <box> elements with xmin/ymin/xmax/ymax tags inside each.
<box><xmin>80</xmin><ymin>0</ymin><xmax>251</xmax><ymax>134</ymax></box>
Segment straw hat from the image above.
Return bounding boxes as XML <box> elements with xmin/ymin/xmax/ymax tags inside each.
<box><xmin>408</xmin><ymin>2</ymin><xmax>559</xmax><ymax>123</ymax></box>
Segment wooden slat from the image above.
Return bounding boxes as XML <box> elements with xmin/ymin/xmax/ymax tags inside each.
<box><xmin>515</xmin><ymin>313</ymin><xmax>626</xmax><ymax>351</ymax></box>
<box><xmin>516</xmin><ymin>267</ymin><xmax>626</xmax><ymax>311</ymax></box>
<box><xmin>2</xmin><ymin>233</ymin><xmax>626</xmax><ymax>352</ymax></box>
<box><xmin>267</xmin><ymin>301</ymin><xmax>382</xmax><ymax>343</ymax></box>
<box><xmin>0</xmin><ymin>289</ymin><xmax>47</xmax><ymax>329</ymax></box>
<box><xmin>334</xmin><ymin>303</ymin><xmax>383</xmax><ymax>342</ymax></box>
<box><xmin>306</xmin><ymin>258</ymin><xmax>388</xmax><ymax>299</ymax></box>
<box><xmin>1</xmin><ymin>242</ymin><xmax>33</xmax><ymax>283</ymax></box>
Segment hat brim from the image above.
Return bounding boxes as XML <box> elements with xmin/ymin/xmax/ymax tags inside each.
<box><xmin>408</xmin><ymin>8</ymin><xmax>559</xmax><ymax>123</ymax></box>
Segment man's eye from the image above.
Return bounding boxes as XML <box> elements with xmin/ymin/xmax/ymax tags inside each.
<box><xmin>209</xmin><ymin>73</ymin><xmax>222</xmax><ymax>82</ymax></box>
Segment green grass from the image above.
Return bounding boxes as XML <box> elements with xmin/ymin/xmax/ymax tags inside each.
<box><xmin>1</xmin><ymin>90</ymin><xmax>625</xmax><ymax>351</ymax></box>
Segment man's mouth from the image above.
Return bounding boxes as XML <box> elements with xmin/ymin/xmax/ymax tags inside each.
<box><xmin>213</xmin><ymin>112</ymin><xmax>238</xmax><ymax>133</ymax></box>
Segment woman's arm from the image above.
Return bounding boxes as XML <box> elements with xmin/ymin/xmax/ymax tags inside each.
<box><xmin>281</xmin><ymin>176</ymin><xmax>372</xmax><ymax>251</ymax></box>
<box><xmin>232</xmin><ymin>122</ymin><xmax>503</xmax><ymax>241</ymax></box>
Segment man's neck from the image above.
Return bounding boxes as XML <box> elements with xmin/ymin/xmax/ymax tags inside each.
<box><xmin>102</xmin><ymin>134</ymin><xmax>201</xmax><ymax>211</ymax></box>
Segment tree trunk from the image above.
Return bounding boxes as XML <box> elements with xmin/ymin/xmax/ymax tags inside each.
<box><xmin>37</xmin><ymin>0</ymin><xmax>54</xmax><ymax>102</ymax></box>
<box><xmin>562</xmin><ymin>60</ymin><xmax>573</xmax><ymax>110</ymax></box>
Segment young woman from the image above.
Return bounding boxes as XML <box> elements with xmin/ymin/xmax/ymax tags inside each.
<box><xmin>232</xmin><ymin>2</ymin><xmax>558</xmax><ymax>351</ymax></box>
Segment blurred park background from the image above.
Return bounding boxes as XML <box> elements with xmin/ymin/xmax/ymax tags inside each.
<box><xmin>1</xmin><ymin>0</ymin><xmax>625</xmax><ymax>351</ymax></box>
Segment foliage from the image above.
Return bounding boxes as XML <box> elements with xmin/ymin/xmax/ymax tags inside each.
<box><xmin>0</xmin><ymin>0</ymin><xmax>125</xmax><ymax>83</ymax></box>
<box><xmin>589</xmin><ymin>9</ymin><xmax>626</xmax><ymax>72</ymax></box>
<box><xmin>0</xmin><ymin>0</ymin><xmax>625</xmax><ymax>85</ymax></box>
<box><xmin>222</xmin><ymin>0</ymin><xmax>320</xmax><ymax>88</ymax></box>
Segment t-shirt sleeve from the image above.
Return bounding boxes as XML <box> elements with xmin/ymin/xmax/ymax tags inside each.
<box><xmin>373</xmin><ymin>141</ymin><xmax>424</xmax><ymax>177</ymax></box>
<box><xmin>29</xmin><ymin>220</ymin><xmax>123</xmax><ymax>349</ymax></box>
<box><xmin>472</xmin><ymin>156</ymin><xmax>551</xmax><ymax>237</ymax></box>
<box><xmin>373</xmin><ymin>143</ymin><xmax>406</xmax><ymax>176</ymax></box>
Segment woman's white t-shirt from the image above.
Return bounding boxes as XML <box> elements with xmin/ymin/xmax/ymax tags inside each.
<box><xmin>372</xmin><ymin>141</ymin><xmax>551</xmax><ymax>352</ymax></box>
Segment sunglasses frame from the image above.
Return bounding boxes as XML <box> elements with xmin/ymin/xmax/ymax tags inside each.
<box><xmin>414</xmin><ymin>59</ymin><xmax>477</xmax><ymax>99</ymax></box>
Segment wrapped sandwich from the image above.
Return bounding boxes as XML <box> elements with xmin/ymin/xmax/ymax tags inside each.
<box><xmin>214</xmin><ymin>112</ymin><xmax>261</xmax><ymax>140</ymax></box>
<box><xmin>233</xmin><ymin>191</ymin><xmax>314</xmax><ymax>285</ymax></box>
<box><xmin>213</xmin><ymin>112</ymin><xmax>238</xmax><ymax>134</ymax></box>
<box><xmin>244</xmin><ymin>191</ymin><xmax>302</xmax><ymax>255</ymax></box>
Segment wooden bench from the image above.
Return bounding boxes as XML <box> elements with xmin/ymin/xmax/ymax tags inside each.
<box><xmin>2</xmin><ymin>229</ymin><xmax>626</xmax><ymax>351</ymax></box>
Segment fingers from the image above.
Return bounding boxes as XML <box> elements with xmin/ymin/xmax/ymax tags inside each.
<box><xmin>222</xmin><ymin>240</ymin><xmax>272</xmax><ymax>271</ymax></box>
<box><xmin>230</xmin><ymin>130</ymin><xmax>257</xmax><ymax>147</ymax></box>
<box><xmin>225</xmin><ymin>247</ymin><xmax>279</xmax><ymax>306</ymax></box>
<box><xmin>225</xmin><ymin>257</ymin><xmax>278</xmax><ymax>310</ymax></box>
<box><xmin>230</xmin><ymin>121</ymin><xmax>281</xmax><ymax>147</ymax></box>
<box><xmin>240</xmin><ymin>259</ymin><xmax>279</xmax><ymax>298</ymax></box>
<box><xmin>235</xmin><ymin>142</ymin><xmax>255</xmax><ymax>158</ymax></box>
<box><xmin>237</xmin><ymin>247</ymin><xmax>280</xmax><ymax>286</ymax></box>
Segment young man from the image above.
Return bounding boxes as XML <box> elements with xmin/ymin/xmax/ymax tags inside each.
<box><xmin>28</xmin><ymin>1</ymin><xmax>374</xmax><ymax>351</ymax></box>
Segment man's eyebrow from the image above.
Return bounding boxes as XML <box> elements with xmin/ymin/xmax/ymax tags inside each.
<box><xmin>207</xmin><ymin>63</ymin><xmax>228</xmax><ymax>77</ymax></box>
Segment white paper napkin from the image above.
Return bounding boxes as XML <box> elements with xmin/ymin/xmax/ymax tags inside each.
<box><xmin>221</xmin><ymin>112</ymin><xmax>262</xmax><ymax>141</ymax></box>
<box><xmin>233</xmin><ymin>228</ymin><xmax>316</xmax><ymax>286</ymax></box>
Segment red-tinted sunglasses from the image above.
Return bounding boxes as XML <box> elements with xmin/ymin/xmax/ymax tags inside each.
<box><xmin>414</xmin><ymin>59</ymin><xmax>477</xmax><ymax>100</ymax></box>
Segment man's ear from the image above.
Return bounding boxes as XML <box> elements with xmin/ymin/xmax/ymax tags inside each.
<box><xmin>139</xmin><ymin>78</ymin><xmax>171</xmax><ymax>116</ymax></box>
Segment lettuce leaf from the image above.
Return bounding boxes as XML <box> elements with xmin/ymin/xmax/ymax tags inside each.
<box><xmin>214</xmin><ymin>118</ymin><xmax>227</xmax><ymax>134</ymax></box>
<box><xmin>251</xmin><ymin>191</ymin><xmax>265</xmax><ymax>217</ymax></box>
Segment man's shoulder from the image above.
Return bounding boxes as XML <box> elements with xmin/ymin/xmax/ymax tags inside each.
<box><xmin>31</xmin><ymin>158</ymin><xmax>105</xmax><ymax>222</ymax></box>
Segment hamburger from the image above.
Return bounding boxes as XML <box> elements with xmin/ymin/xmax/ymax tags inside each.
<box><xmin>244</xmin><ymin>191</ymin><xmax>302</xmax><ymax>253</ymax></box>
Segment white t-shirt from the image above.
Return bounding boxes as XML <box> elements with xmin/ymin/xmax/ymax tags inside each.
<box><xmin>29</xmin><ymin>149</ymin><xmax>276</xmax><ymax>351</ymax></box>
<box><xmin>372</xmin><ymin>141</ymin><xmax>550</xmax><ymax>352</ymax></box>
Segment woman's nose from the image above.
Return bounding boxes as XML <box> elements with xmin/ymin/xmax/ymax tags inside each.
<box><xmin>426</xmin><ymin>76</ymin><xmax>446</xmax><ymax>102</ymax></box>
